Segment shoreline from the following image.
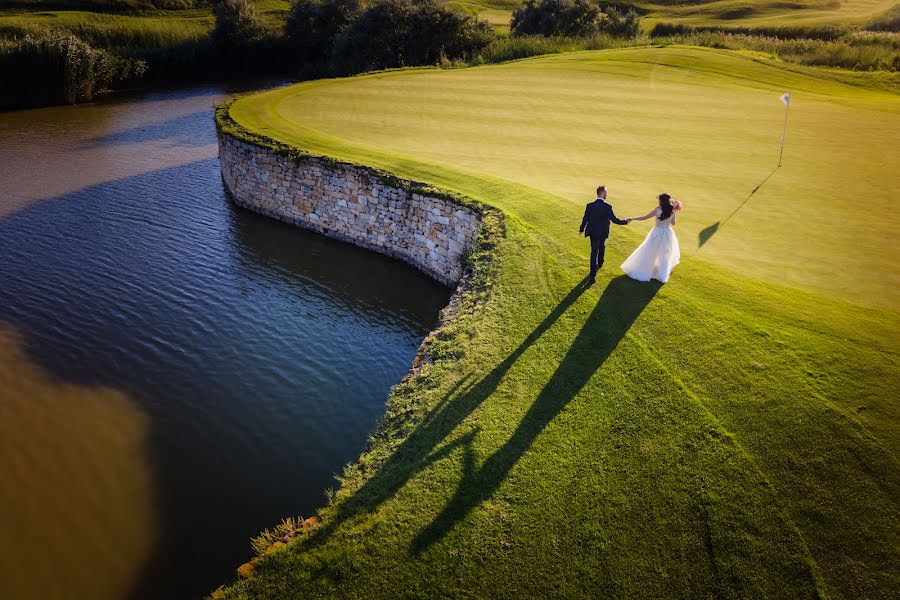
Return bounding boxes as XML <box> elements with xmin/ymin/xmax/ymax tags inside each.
<box><xmin>214</xmin><ymin>102</ymin><xmax>505</xmax><ymax>582</ymax></box>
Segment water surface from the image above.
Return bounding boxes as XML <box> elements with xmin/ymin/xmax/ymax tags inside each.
<box><xmin>0</xmin><ymin>86</ymin><xmax>448</xmax><ymax>600</ymax></box>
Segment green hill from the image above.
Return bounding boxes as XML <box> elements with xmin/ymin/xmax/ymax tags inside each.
<box><xmin>216</xmin><ymin>47</ymin><xmax>900</xmax><ymax>599</ymax></box>
<box><xmin>446</xmin><ymin>0</ymin><xmax>900</xmax><ymax>33</ymax></box>
<box><xmin>638</xmin><ymin>0</ymin><xmax>900</xmax><ymax>30</ymax></box>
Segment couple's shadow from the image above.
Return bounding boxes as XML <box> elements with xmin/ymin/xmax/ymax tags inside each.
<box><xmin>312</xmin><ymin>274</ymin><xmax>660</xmax><ymax>553</ymax></box>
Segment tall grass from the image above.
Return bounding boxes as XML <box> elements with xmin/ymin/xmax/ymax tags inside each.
<box><xmin>468</xmin><ymin>30</ymin><xmax>900</xmax><ymax>73</ymax></box>
<box><xmin>0</xmin><ymin>0</ymin><xmax>205</xmax><ymax>11</ymax></box>
<box><xmin>470</xmin><ymin>32</ymin><xmax>638</xmax><ymax>63</ymax></box>
<box><xmin>651</xmin><ymin>21</ymin><xmax>848</xmax><ymax>41</ymax></box>
<box><xmin>665</xmin><ymin>30</ymin><xmax>900</xmax><ymax>72</ymax></box>
<box><xmin>0</xmin><ymin>31</ymin><xmax>145</xmax><ymax>108</ymax></box>
<box><xmin>0</xmin><ymin>13</ymin><xmax>212</xmax><ymax>52</ymax></box>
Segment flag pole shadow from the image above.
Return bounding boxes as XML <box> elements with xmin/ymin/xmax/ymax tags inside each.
<box><xmin>699</xmin><ymin>165</ymin><xmax>779</xmax><ymax>248</ymax></box>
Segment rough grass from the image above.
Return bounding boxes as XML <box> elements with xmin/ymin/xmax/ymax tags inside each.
<box><xmin>215</xmin><ymin>47</ymin><xmax>900</xmax><ymax>599</ymax></box>
<box><xmin>639</xmin><ymin>0</ymin><xmax>899</xmax><ymax>30</ymax></box>
<box><xmin>474</xmin><ymin>31</ymin><xmax>900</xmax><ymax>72</ymax></box>
<box><xmin>0</xmin><ymin>0</ymin><xmax>289</xmax><ymax>53</ymax></box>
<box><xmin>447</xmin><ymin>0</ymin><xmax>900</xmax><ymax>36</ymax></box>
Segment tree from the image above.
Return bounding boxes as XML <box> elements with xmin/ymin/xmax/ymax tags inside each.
<box><xmin>285</xmin><ymin>0</ymin><xmax>363</xmax><ymax>63</ymax></box>
<box><xmin>510</xmin><ymin>0</ymin><xmax>641</xmax><ymax>39</ymax></box>
<box><xmin>211</xmin><ymin>0</ymin><xmax>265</xmax><ymax>49</ymax></box>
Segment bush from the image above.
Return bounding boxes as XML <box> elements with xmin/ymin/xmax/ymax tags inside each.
<box><xmin>476</xmin><ymin>32</ymin><xmax>634</xmax><ymax>63</ymax></box>
<box><xmin>511</xmin><ymin>0</ymin><xmax>640</xmax><ymax>39</ymax></box>
<box><xmin>211</xmin><ymin>0</ymin><xmax>265</xmax><ymax>50</ymax></box>
<box><xmin>510</xmin><ymin>0</ymin><xmax>602</xmax><ymax>37</ymax></box>
<box><xmin>0</xmin><ymin>31</ymin><xmax>145</xmax><ymax>109</ymax></box>
<box><xmin>330</xmin><ymin>0</ymin><xmax>493</xmax><ymax>74</ymax></box>
<box><xmin>600</xmin><ymin>6</ymin><xmax>640</xmax><ymax>39</ymax></box>
<box><xmin>285</xmin><ymin>0</ymin><xmax>362</xmax><ymax>64</ymax></box>
<box><xmin>649</xmin><ymin>22</ymin><xmax>847</xmax><ymax>41</ymax></box>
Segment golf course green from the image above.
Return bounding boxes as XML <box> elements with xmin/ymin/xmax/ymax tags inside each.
<box><xmin>217</xmin><ymin>47</ymin><xmax>899</xmax><ymax>598</ymax></box>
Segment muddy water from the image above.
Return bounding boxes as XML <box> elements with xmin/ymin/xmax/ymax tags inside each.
<box><xmin>0</xmin><ymin>86</ymin><xmax>448</xmax><ymax>600</ymax></box>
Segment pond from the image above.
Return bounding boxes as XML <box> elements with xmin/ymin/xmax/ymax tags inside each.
<box><xmin>0</xmin><ymin>85</ymin><xmax>448</xmax><ymax>600</ymax></box>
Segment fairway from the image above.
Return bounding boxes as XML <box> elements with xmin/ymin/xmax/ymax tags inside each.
<box><xmin>440</xmin><ymin>0</ymin><xmax>899</xmax><ymax>31</ymax></box>
<box><xmin>231</xmin><ymin>47</ymin><xmax>900</xmax><ymax>308</ymax></box>
<box><xmin>639</xmin><ymin>0</ymin><xmax>899</xmax><ymax>29</ymax></box>
<box><xmin>220</xmin><ymin>47</ymin><xmax>899</xmax><ymax>599</ymax></box>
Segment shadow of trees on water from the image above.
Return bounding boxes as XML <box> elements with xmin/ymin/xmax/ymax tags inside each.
<box><xmin>313</xmin><ymin>274</ymin><xmax>661</xmax><ymax>554</ymax></box>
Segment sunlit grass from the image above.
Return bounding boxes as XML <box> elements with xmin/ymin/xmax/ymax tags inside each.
<box><xmin>0</xmin><ymin>0</ymin><xmax>289</xmax><ymax>52</ymax></box>
<box><xmin>217</xmin><ymin>47</ymin><xmax>900</xmax><ymax>599</ymax></box>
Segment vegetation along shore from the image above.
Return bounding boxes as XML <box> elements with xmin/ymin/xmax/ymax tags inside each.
<box><xmin>1</xmin><ymin>0</ymin><xmax>898</xmax><ymax>109</ymax></box>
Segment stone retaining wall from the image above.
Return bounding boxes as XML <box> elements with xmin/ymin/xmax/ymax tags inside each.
<box><xmin>217</xmin><ymin>132</ymin><xmax>481</xmax><ymax>286</ymax></box>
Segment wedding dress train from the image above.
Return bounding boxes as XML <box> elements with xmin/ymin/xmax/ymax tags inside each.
<box><xmin>621</xmin><ymin>207</ymin><xmax>680</xmax><ymax>283</ymax></box>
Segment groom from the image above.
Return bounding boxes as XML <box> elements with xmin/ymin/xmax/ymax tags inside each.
<box><xmin>579</xmin><ymin>185</ymin><xmax>630</xmax><ymax>284</ymax></box>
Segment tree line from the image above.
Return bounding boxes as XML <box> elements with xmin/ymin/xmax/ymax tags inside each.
<box><xmin>0</xmin><ymin>0</ymin><xmax>641</xmax><ymax>109</ymax></box>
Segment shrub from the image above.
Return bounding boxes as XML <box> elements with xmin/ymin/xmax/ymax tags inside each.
<box><xmin>211</xmin><ymin>0</ymin><xmax>265</xmax><ymax>50</ymax></box>
<box><xmin>331</xmin><ymin>0</ymin><xmax>493</xmax><ymax>74</ymax></box>
<box><xmin>600</xmin><ymin>6</ymin><xmax>640</xmax><ymax>39</ymax></box>
<box><xmin>649</xmin><ymin>22</ymin><xmax>847</xmax><ymax>41</ymax></box>
<box><xmin>285</xmin><ymin>0</ymin><xmax>362</xmax><ymax>64</ymax></box>
<box><xmin>511</xmin><ymin>0</ymin><xmax>603</xmax><ymax>38</ymax></box>
<box><xmin>510</xmin><ymin>0</ymin><xmax>640</xmax><ymax>39</ymax></box>
<box><xmin>0</xmin><ymin>31</ymin><xmax>146</xmax><ymax>109</ymax></box>
<box><xmin>866</xmin><ymin>5</ymin><xmax>900</xmax><ymax>33</ymax></box>
<box><xmin>476</xmin><ymin>32</ymin><xmax>634</xmax><ymax>63</ymax></box>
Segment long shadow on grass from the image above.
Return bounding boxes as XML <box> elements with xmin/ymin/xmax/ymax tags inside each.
<box><xmin>412</xmin><ymin>275</ymin><xmax>660</xmax><ymax>552</ymax></box>
<box><xmin>310</xmin><ymin>279</ymin><xmax>594</xmax><ymax>542</ymax></box>
<box><xmin>699</xmin><ymin>166</ymin><xmax>779</xmax><ymax>248</ymax></box>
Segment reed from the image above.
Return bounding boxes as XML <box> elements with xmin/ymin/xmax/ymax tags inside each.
<box><xmin>0</xmin><ymin>31</ymin><xmax>145</xmax><ymax>109</ymax></box>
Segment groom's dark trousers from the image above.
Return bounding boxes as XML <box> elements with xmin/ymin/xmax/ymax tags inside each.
<box><xmin>589</xmin><ymin>235</ymin><xmax>607</xmax><ymax>279</ymax></box>
<box><xmin>580</xmin><ymin>198</ymin><xmax>628</xmax><ymax>279</ymax></box>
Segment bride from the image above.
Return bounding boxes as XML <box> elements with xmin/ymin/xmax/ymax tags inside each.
<box><xmin>621</xmin><ymin>193</ymin><xmax>682</xmax><ymax>283</ymax></box>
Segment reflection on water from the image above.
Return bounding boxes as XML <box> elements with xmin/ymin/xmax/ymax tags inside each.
<box><xmin>0</xmin><ymin>87</ymin><xmax>449</xmax><ymax>599</ymax></box>
<box><xmin>0</xmin><ymin>325</ymin><xmax>154</xmax><ymax>600</ymax></box>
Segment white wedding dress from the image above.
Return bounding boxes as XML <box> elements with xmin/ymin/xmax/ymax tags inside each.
<box><xmin>621</xmin><ymin>208</ymin><xmax>680</xmax><ymax>283</ymax></box>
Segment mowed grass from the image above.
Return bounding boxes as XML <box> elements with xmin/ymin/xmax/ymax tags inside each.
<box><xmin>232</xmin><ymin>47</ymin><xmax>900</xmax><ymax>307</ymax></box>
<box><xmin>219</xmin><ymin>47</ymin><xmax>899</xmax><ymax>599</ymax></box>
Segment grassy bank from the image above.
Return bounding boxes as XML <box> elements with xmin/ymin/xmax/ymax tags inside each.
<box><xmin>214</xmin><ymin>47</ymin><xmax>899</xmax><ymax>598</ymax></box>
<box><xmin>456</xmin><ymin>0</ymin><xmax>900</xmax><ymax>33</ymax></box>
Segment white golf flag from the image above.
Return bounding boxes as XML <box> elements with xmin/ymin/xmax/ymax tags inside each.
<box><xmin>780</xmin><ymin>92</ymin><xmax>791</xmax><ymax>106</ymax></box>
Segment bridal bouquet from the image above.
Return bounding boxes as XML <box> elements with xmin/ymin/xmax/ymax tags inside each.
<box><xmin>672</xmin><ymin>200</ymin><xmax>684</xmax><ymax>212</ymax></box>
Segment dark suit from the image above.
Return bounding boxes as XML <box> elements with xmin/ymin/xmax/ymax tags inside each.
<box><xmin>579</xmin><ymin>198</ymin><xmax>628</xmax><ymax>278</ymax></box>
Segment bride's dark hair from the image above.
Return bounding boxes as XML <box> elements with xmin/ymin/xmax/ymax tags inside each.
<box><xmin>658</xmin><ymin>193</ymin><xmax>673</xmax><ymax>221</ymax></box>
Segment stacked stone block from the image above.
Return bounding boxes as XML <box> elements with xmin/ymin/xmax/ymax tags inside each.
<box><xmin>218</xmin><ymin>133</ymin><xmax>481</xmax><ymax>286</ymax></box>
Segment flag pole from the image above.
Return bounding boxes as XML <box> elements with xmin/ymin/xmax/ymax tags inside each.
<box><xmin>778</xmin><ymin>92</ymin><xmax>790</xmax><ymax>167</ymax></box>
